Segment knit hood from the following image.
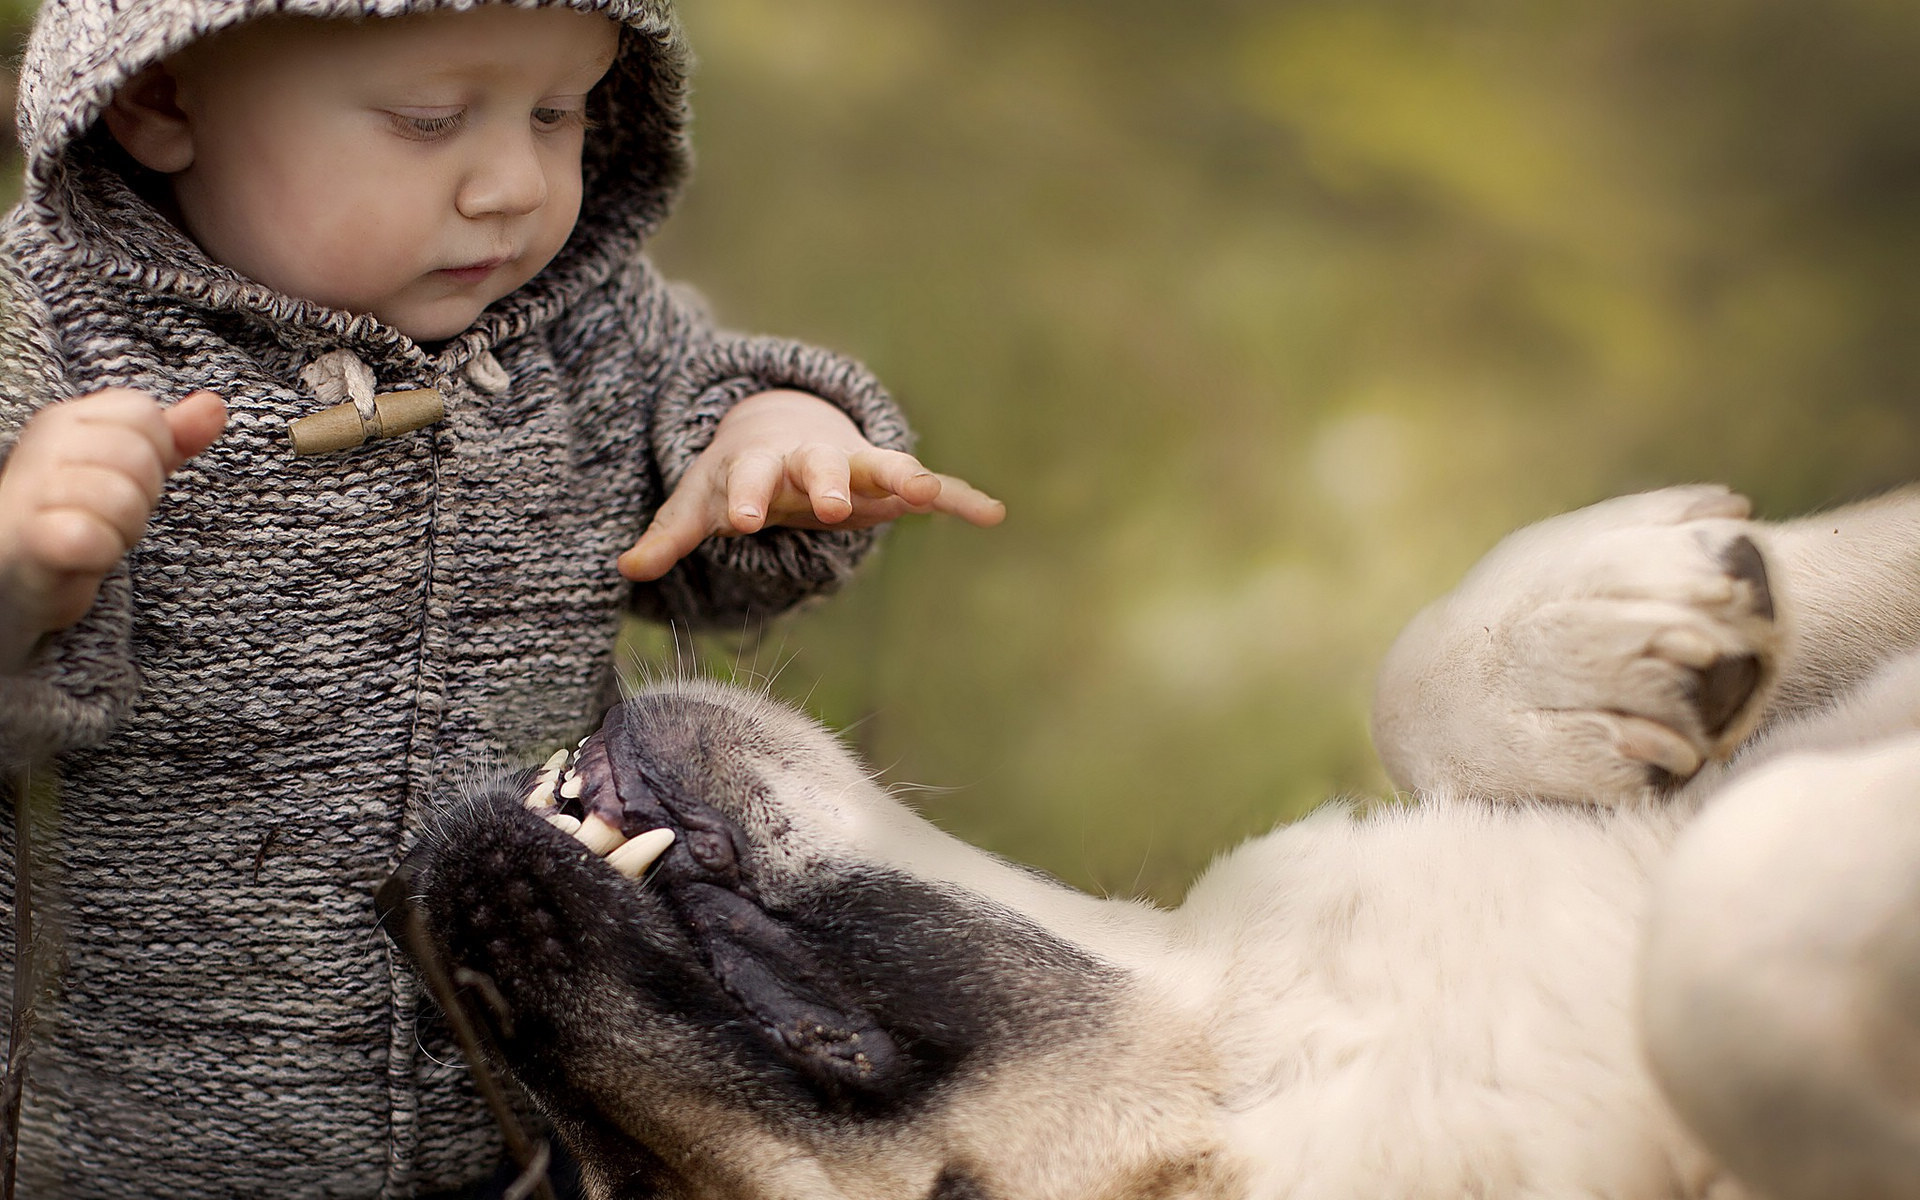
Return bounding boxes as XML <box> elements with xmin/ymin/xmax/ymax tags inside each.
<box><xmin>11</xmin><ymin>0</ymin><xmax>693</xmax><ymax>347</ymax></box>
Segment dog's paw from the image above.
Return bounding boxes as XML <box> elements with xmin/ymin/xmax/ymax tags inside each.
<box><xmin>1373</xmin><ymin>485</ymin><xmax>1782</xmax><ymax>805</ymax></box>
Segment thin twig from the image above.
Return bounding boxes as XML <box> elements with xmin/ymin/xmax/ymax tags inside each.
<box><xmin>501</xmin><ymin>1140</ymin><xmax>553</xmax><ymax>1200</ymax></box>
<box><xmin>379</xmin><ymin>865</ymin><xmax>556</xmax><ymax>1200</ymax></box>
<box><xmin>1</xmin><ymin>766</ymin><xmax>37</xmax><ymax>1200</ymax></box>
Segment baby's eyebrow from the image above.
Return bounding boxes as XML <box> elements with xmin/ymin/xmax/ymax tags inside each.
<box><xmin>386</xmin><ymin>50</ymin><xmax>612</xmax><ymax>92</ymax></box>
<box><xmin>571</xmin><ymin>57</ymin><xmax>619</xmax><ymax>90</ymax></box>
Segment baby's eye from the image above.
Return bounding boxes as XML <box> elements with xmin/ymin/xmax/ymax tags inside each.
<box><xmin>388</xmin><ymin>109</ymin><xmax>465</xmax><ymax>140</ymax></box>
<box><xmin>531</xmin><ymin>105</ymin><xmax>589</xmax><ymax>133</ymax></box>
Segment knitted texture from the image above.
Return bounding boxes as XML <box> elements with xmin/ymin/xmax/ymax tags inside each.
<box><xmin>0</xmin><ymin>0</ymin><xmax>911</xmax><ymax>1194</ymax></box>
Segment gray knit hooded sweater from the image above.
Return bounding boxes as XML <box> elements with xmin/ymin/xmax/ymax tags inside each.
<box><xmin>0</xmin><ymin>0</ymin><xmax>909</xmax><ymax>1194</ymax></box>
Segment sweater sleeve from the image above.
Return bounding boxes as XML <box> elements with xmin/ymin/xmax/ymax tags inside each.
<box><xmin>574</xmin><ymin>260</ymin><xmax>914</xmax><ymax>628</ymax></box>
<box><xmin>0</xmin><ymin>571</ymin><xmax>140</xmax><ymax>769</ymax></box>
<box><xmin>0</xmin><ymin>248</ymin><xmax>142</xmax><ymax>769</ymax></box>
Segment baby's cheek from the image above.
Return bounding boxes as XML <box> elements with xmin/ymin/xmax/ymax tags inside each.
<box><xmin>525</xmin><ymin>180</ymin><xmax>584</xmax><ymax>273</ymax></box>
<box><xmin>304</xmin><ymin>224</ymin><xmax>437</xmax><ymax>312</ymax></box>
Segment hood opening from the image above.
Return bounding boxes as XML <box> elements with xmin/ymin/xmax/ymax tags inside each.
<box><xmin>11</xmin><ymin>0</ymin><xmax>694</xmax><ymax>340</ymax></box>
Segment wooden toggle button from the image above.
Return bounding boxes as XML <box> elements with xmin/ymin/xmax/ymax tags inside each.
<box><xmin>287</xmin><ymin>388</ymin><xmax>446</xmax><ymax>455</ymax></box>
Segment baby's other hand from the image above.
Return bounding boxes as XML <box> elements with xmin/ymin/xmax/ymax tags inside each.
<box><xmin>619</xmin><ymin>389</ymin><xmax>1004</xmax><ymax>582</ymax></box>
<box><xmin>0</xmin><ymin>388</ymin><xmax>227</xmax><ymax>672</ymax></box>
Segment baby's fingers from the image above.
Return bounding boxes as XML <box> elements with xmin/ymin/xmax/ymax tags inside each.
<box><xmin>847</xmin><ymin>450</ymin><xmax>1004</xmax><ymax>527</ymax></box>
<box><xmin>929</xmin><ymin>474</ymin><xmax>1007</xmax><ymax>527</ymax></box>
<box><xmin>848</xmin><ymin>448</ymin><xmax>942</xmax><ymax>510</ymax></box>
<box><xmin>947</xmin><ymin>475</ymin><xmax>1008</xmax><ymax>527</ymax></box>
<box><xmin>720</xmin><ymin>451</ymin><xmax>787</xmax><ymax>534</ymax></box>
<box><xmin>162</xmin><ymin>390</ymin><xmax>228</xmax><ymax>468</ymax></box>
<box><xmin>38</xmin><ymin>465</ymin><xmax>161</xmax><ymax>562</ymax></box>
<box><xmin>23</xmin><ymin>503</ymin><xmax>138</xmax><ymax>578</ymax></box>
<box><xmin>50</xmin><ymin>388</ymin><xmax>177</xmax><ymax>471</ymax></box>
<box><xmin>25</xmin><ymin>389</ymin><xmax>225</xmax><ymax>493</ymax></box>
<box><xmin>619</xmin><ymin>483</ymin><xmax>723</xmax><ymax>582</ymax></box>
<box><xmin>50</xmin><ymin>422</ymin><xmax>172</xmax><ymax>501</ymax></box>
<box><xmin>787</xmin><ymin>444</ymin><xmax>854</xmax><ymax>525</ymax></box>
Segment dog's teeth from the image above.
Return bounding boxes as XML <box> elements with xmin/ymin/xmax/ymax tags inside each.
<box><xmin>526</xmin><ymin>748</ymin><xmax>569</xmax><ymax>808</ymax></box>
<box><xmin>543</xmin><ymin>812</ymin><xmax>582</xmax><ymax>835</ymax></box>
<box><xmin>573</xmin><ymin>814</ymin><xmax>625</xmax><ymax>856</ymax></box>
<box><xmin>608</xmin><ymin>828</ymin><xmax>674</xmax><ymax>879</ymax></box>
<box><xmin>560</xmin><ymin>773</ymin><xmax>584</xmax><ymax>800</ymax></box>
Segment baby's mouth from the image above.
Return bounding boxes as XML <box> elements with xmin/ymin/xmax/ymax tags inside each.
<box><xmin>437</xmin><ymin>257</ymin><xmax>509</xmax><ymax>283</ymax></box>
<box><xmin>519</xmin><ymin>732</ymin><xmax>676</xmax><ymax>880</ymax></box>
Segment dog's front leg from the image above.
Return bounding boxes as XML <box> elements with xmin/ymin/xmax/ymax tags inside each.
<box><xmin>1370</xmin><ymin>485</ymin><xmax>1782</xmax><ymax>806</ymax></box>
<box><xmin>1763</xmin><ymin>484</ymin><xmax>1920</xmax><ymax>717</ymax></box>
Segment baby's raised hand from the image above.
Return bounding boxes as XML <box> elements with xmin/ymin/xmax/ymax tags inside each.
<box><xmin>618</xmin><ymin>389</ymin><xmax>1003</xmax><ymax>582</ymax></box>
<box><xmin>0</xmin><ymin>388</ymin><xmax>227</xmax><ymax>672</ymax></box>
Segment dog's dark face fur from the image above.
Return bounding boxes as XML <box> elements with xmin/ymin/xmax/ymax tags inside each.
<box><xmin>391</xmin><ymin>680</ymin><xmax>1232</xmax><ymax>1199</ymax></box>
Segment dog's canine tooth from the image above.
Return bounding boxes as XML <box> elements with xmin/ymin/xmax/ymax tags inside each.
<box><xmin>526</xmin><ymin>748</ymin><xmax>570</xmax><ymax>808</ymax></box>
<box><xmin>574</xmin><ymin>814</ymin><xmax>625</xmax><ymax>856</ymax></box>
<box><xmin>543</xmin><ymin>812</ymin><xmax>582</xmax><ymax>835</ymax></box>
<box><xmin>607</xmin><ymin>828</ymin><xmax>674</xmax><ymax>879</ymax></box>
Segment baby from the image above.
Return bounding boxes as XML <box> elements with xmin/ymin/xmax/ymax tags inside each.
<box><xmin>0</xmin><ymin>0</ymin><xmax>997</xmax><ymax>1195</ymax></box>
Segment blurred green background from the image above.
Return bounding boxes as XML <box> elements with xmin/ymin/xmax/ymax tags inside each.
<box><xmin>5</xmin><ymin>0</ymin><xmax>1916</xmax><ymax>903</ymax></box>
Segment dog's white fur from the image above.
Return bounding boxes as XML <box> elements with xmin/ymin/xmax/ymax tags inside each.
<box><xmin>1644</xmin><ymin>726</ymin><xmax>1920</xmax><ymax>1200</ymax></box>
<box><xmin>431</xmin><ymin>484</ymin><xmax>1920</xmax><ymax>1199</ymax></box>
<box><xmin>1371</xmin><ymin>483</ymin><xmax>1920</xmax><ymax>1200</ymax></box>
<box><xmin>949</xmin><ymin>483</ymin><xmax>1920</xmax><ymax>1198</ymax></box>
<box><xmin>582</xmin><ymin>678</ymin><xmax>1718</xmax><ymax>1198</ymax></box>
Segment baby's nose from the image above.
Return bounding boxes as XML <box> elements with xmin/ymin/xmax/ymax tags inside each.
<box><xmin>456</xmin><ymin>133</ymin><xmax>551</xmax><ymax>218</ymax></box>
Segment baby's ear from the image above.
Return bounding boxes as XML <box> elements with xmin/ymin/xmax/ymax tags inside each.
<box><xmin>102</xmin><ymin>64</ymin><xmax>194</xmax><ymax>174</ymax></box>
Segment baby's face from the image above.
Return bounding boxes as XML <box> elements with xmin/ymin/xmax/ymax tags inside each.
<box><xmin>164</xmin><ymin>7</ymin><xmax>620</xmax><ymax>342</ymax></box>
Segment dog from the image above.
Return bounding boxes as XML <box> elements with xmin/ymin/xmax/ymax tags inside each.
<box><xmin>388</xmin><ymin>483</ymin><xmax>1920</xmax><ymax>1199</ymax></box>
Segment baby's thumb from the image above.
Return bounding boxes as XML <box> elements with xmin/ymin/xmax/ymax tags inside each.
<box><xmin>162</xmin><ymin>390</ymin><xmax>228</xmax><ymax>471</ymax></box>
<box><xmin>618</xmin><ymin>499</ymin><xmax>716</xmax><ymax>582</ymax></box>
